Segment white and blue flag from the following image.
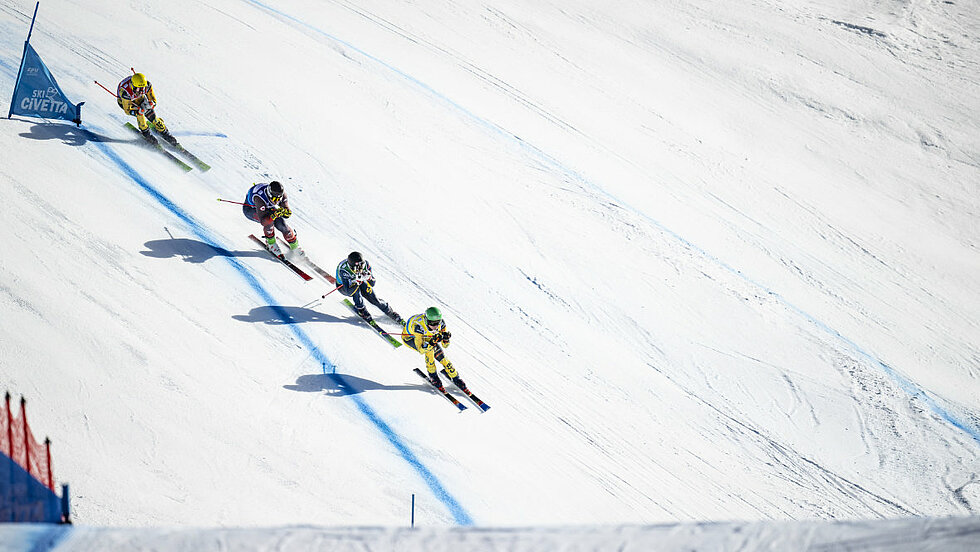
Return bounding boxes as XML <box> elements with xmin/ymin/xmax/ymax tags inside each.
<box><xmin>8</xmin><ymin>43</ymin><xmax>83</xmax><ymax>124</ymax></box>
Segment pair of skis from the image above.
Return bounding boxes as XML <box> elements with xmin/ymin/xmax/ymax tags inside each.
<box><xmin>413</xmin><ymin>368</ymin><xmax>491</xmax><ymax>412</ymax></box>
<box><xmin>125</xmin><ymin>122</ymin><xmax>211</xmax><ymax>172</ymax></box>
<box><xmin>248</xmin><ymin>234</ymin><xmax>313</xmax><ymax>281</ymax></box>
<box><xmin>341</xmin><ymin>299</ymin><xmax>404</xmax><ymax>348</ymax></box>
<box><xmin>248</xmin><ymin>234</ymin><xmax>336</xmax><ymax>284</ymax></box>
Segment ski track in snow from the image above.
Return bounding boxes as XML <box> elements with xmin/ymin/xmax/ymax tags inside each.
<box><xmin>237</xmin><ymin>0</ymin><xmax>980</xmax><ymax>450</ymax></box>
<box><xmin>62</xmin><ymin>122</ymin><xmax>475</xmax><ymax>526</ymax></box>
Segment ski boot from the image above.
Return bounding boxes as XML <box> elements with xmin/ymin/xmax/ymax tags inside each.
<box><xmin>355</xmin><ymin>306</ymin><xmax>374</xmax><ymax>323</ymax></box>
<box><xmin>427</xmin><ymin>371</ymin><xmax>443</xmax><ymax>388</ymax></box>
<box><xmin>139</xmin><ymin>127</ymin><xmax>159</xmax><ymax>146</ymax></box>
<box><xmin>149</xmin><ymin>115</ymin><xmax>178</xmax><ymax>146</ymax></box>
<box><xmin>265</xmin><ymin>236</ymin><xmax>282</xmax><ymax>257</ymax></box>
<box><xmin>157</xmin><ymin>129</ymin><xmax>179</xmax><ymax>147</ymax></box>
<box><xmin>286</xmin><ymin>238</ymin><xmax>304</xmax><ymax>256</ymax></box>
<box><xmin>386</xmin><ymin>309</ymin><xmax>404</xmax><ymax>325</ymax></box>
<box><xmin>445</xmin><ymin>364</ymin><xmax>465</xmax><ymax>389</ymax></box>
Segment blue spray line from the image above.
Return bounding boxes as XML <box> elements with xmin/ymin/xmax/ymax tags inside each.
<box><xmin>87</xmin><ymin>131</ymin><xmax>473</xmax><ymax>525</ymax></box>
<box><xmin>242</xmin><ymin>0</ymin><xmax>980</xmax><ymax>446</ymax></box>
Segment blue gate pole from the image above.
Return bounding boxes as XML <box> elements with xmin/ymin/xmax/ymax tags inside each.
<box><xmin>411</xmin><ymin>494</ymin><xmax>415</xmax><ymax>528</ymax></box>
<box><xmin>60</xmin><ymin>483</ymin><xmax>71</xmax><ymax>524</ymax></box>
<box><xmin>7</xmin><ymin>2</ymin><xmax>40</xmax><ymax>119</ymax></box>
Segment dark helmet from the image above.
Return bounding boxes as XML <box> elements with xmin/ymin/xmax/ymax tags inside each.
<box><xmin>268</xmin><ymin>181</ymin><xmax>284</xmax><ymax>201</ymax></box>
<box><xmin>347</xmin><ymin>251</ymin><xmax>364</xmax><ymax>270</ymax></box>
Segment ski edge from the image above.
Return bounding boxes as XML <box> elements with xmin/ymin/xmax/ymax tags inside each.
<box><xmin>124</xmin><ymin>122</ymin><xmax>192</xmax><ymax>172</ymax></box>
<box><xmin>160</xmin><ymin>134</ymin><xmax>211</xmax><ymax>171</ymax></box>
<box><xmin>173</xmin><ymin>146</ymin><xmax>211</xmax><ymax>171</ymax></box>
<box><xmin>306</xmin><ymin>260</ymin><xmax>336</xmax><ymax>284</ymax></box>
<box><xmin>414</xmin><ymin>368</ymin><xmax>467</xmax><ymax>411</ymax></box>
<box><xmin>440</xmin><ymin>369</ymin><xmax>491</xmax><ymax>411</ymax></box>
<box><xmin>342</xmin><ymin>299</ymin><xmax>402</xmax><ymax>348</ymax></box>
<box><xmin>248</xmin><ymin>234</ymin><xmax>313</xmax><ymax>281</ymax></box>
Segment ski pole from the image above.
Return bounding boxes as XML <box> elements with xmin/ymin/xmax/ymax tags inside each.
<box><xmin>321</xmin><ymin>285</ymin><xmax>343</xmax><ymax>299</ymax></box>
<box><xmin>93</xmin><ymin>80</ymin><xmax>116</xmax><ymax>97</ymax></box>
<box><xmin>217</xmin><ymin>198</ymin><xmax>247</xmax><ymax>206</ymax></box>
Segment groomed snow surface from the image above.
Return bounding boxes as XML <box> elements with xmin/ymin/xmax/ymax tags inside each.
<box><xmin>1</xmin><ymin>0</ymin><xmax>979</xmax><ymax>550</ymax></box>
<box><xmin>2</xmin><ymin>517</ymin><xmax>980</xmax><ymax>551</ymax></box>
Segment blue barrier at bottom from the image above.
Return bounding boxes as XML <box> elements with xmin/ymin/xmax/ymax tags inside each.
<box><xmin>0</xmin><ymin>452</ymin><xmax>62</xmax><ymax>523</ymax></box>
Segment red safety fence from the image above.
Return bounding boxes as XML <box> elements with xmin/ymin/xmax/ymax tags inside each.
<box><xmin>1</xmin><ymin>392</ymin><xmax>55</xmax><ymax>491</ymax></box>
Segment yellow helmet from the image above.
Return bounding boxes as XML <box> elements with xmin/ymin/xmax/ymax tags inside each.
<box><xmin>131</xmin><ymin>73</ymin><xmax>148</xmax><ymax>88</ymax></box>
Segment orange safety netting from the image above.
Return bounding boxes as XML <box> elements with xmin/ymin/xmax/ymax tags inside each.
<box><xmin>1</xmin><ymin>394</ymin><xmax>54</xmax><ymax>490</ymax></box>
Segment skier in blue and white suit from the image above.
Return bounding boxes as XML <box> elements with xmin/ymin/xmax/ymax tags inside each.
<box><xmin>336</xmin><ymin>251</ymin><xmax>403</xmax><ymax>325</ymax></box>
<box><xmin>242</xmin><ymin>181</ymin><xmax>299</xmax><ymax>256</ymax></box>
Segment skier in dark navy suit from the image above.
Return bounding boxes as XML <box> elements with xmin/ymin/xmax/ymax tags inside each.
<box><xmin>336</xmin><ymin>251</ymin><xmax>403</xmax><ymax>325</ymax></box>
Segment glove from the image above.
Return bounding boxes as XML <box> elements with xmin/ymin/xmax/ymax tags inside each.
<box><xmin>273</xmin><ymin>207</ymin><xmax>291</xmax><ymax>219</ymax></box>
<box><xmin>441</xmin><ymin>331</ymin><xmax>451</xmax><ymax>346</ymax></box>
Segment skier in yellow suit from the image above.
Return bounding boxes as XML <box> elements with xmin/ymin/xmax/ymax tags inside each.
<box><xmin>117</xmin><ymin>72</ymin><xmax>177</xmax><ymax>147</ymax></box>
<box><xmin>403</xmin><ymin>307</ymin><xmax>466</xmax><ymax>389</ymax></box>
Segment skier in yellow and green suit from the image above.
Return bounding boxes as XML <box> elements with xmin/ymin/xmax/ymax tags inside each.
<box><xmin>403</xmin><ymin>307</ymin><xmax>466</xmax><ymax>390</ymax></box>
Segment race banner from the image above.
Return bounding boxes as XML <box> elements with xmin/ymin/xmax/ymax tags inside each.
<box><xmin>6</xmin><ymin>3</ymin><xmax>83</xmax><ymax>125</ymax></box>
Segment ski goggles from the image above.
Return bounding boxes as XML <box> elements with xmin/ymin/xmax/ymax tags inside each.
<box><xmin>426</xmin><ymin>319</ymin><xmax>441</xmax><ymax>330</ymax></box>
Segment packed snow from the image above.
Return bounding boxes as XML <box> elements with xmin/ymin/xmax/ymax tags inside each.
<box><xmin>1</xmin><ymin>0</ymin><xmax>979</xmax><ymax>549</ymax></box>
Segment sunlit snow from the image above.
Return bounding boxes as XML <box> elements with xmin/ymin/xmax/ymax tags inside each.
<box><xmin>1</xmin><ymin>0</ymin><xmax>978</xmax><ymax>549</ymax></box>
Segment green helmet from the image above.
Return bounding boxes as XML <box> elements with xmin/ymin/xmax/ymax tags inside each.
<box><xmin>424</xmin><ymin>307</ymin><xmax>442</xmax><ymax>323</ymax></box>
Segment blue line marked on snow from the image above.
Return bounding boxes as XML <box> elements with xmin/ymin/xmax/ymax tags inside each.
<box><xmin>88</xmin><ymin>130</ymin><xmax>474</xmax><ymax>526</ymax></box>
<box><xmin>240</xmin><ymin>0</ymin><xmax>980</xmax><ymax>447</ymax></box>
<box><xmin>327</xmin><ymin>371</ymin><xmax>473</xmax><ymax>524</ymax></box>
<box><xmin>173</xmin><ymin>131</ymin><xmax>228</xmax><ymax>138</ymax></box>
<box><xmin>0</xmin><ymin>56</ymin><xmax>15</xmax><ymax>72</ymax></box>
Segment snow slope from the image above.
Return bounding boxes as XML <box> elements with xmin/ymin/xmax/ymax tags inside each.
<box><xmin>1</xmin><ymin>0</ymin><xmax>979</xmax><ymax>530</ymax></box>
<box><xmin>5</xmin><ymin>516</ymin><xmax>980</xmax><ymax>552</ymax></box>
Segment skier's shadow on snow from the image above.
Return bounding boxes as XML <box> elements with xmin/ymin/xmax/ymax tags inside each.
<box><xmin>141</xmin><ymin>238</ymin><xmax>270</xmax><ymax>264</ymax></box>
<box><xmin>16</xmin><ymin>122</ymin><xmax>125</xmax><ymax>146</ymax></box>
<box><xmin>231</xmin><ymin>306</ymin><xmax>358</xmax><ymax>326</ymax></box>
<box><xmin>285</xmin><ymin>373</ymin><xmax>418</xmax><ymax>396</ymax></box>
